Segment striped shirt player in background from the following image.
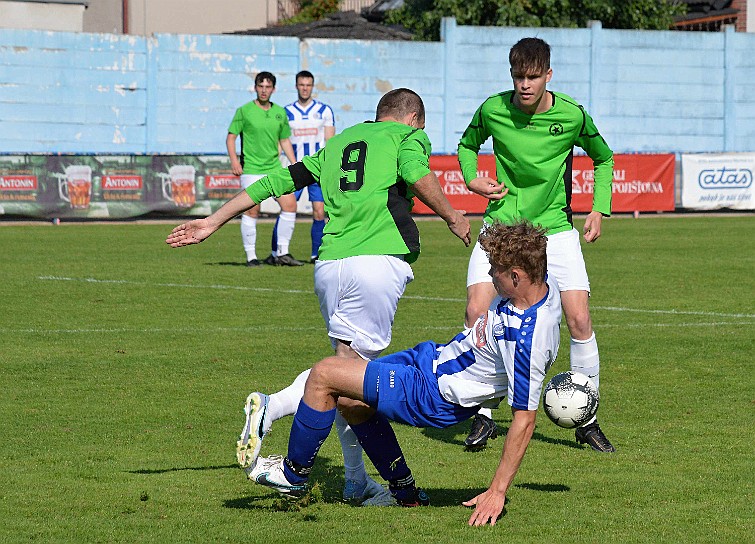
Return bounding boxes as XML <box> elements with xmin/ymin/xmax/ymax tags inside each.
<box><xmin>245</xmin><ymin>221</ymin><xmax>562</xmax><ymax>524</ymax></box>
<box><xmin>271</xmin><ymin>71</ymin><xmax>335</xmax><ymax>264</ymax></box>
<box><xmin>166</xmin><ymin>88</ymin><xmax>471</xmax><ymax>506</ymax></box>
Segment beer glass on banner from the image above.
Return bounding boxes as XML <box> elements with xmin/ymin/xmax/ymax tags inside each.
<box><xmin>56</xmin><ymin>165</ymin><xmax>93</xmax><ymax>209</ymax></box>
<box><xmin>160</xmin><ymin>165</ymin><xmax>196</xmax><ymax>208</ymax></box>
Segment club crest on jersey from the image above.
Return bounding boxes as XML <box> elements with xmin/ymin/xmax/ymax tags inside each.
<box><xmin>549</xmin><ymin>122</ymin><xmax>564</xmax><ymax>136</ymax></box>
<box><xmin>475</xmin><ymin>314</ymin><xmax>488</xmax><ymax>347</ymax></box>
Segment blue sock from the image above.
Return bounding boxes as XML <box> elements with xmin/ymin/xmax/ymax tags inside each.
<box><xmin>284</xmin><ymin>400</ymin><xmax>336</xmax><ymax>484</ymax></box>
<box><xmin>350</xmin><ymin>413</ymin><xmax>411</xmax><ymax>484</ymax></box>
<box><xmin>271</xmin><ymin>217</ymin><xmax>280</xmax><ymax>255</ymax></box>
<box><xmin>311</xmin><ymin>219</ymin><xmax>325</xmax><ymax>258</ymax></box>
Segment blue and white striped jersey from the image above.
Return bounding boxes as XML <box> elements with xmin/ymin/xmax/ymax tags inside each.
<box><xmin>434</xmin><ymin>275</ymin><xmax>562</xmax><ymax>410</ymax></box>
<box><xmin>284</xmin><ymin>99</ymin><xmax>335</xmax><ymax>161</ymax></box>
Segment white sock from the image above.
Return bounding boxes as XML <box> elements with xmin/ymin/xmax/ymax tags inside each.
<box><xmin>570</xmin><ymin>332</ymin><xmax>600</xmax><ymax>391</ymax></box>
<box><xmin>336</xmin><ymin>413</ymin><xmax>367</xmax><ymax>482</ymax></box>
<box><xmin>265</xmin><ymin>369</ymin><xmax>310</xmax><ymax>433</ymax></box>
<box><xmin>275</xmin><ymin>211</ymin><xmax>297</xmax><ymax>255</ymax></box>
<box><xmin>240</xmin><ymin>215</ymin><xmax>257</xmax><ymax>261</ymax></box>
<box><xmin>477</xmin><ymin>407</ymin><xmax>493</xmax><ymax>419</ymax></box>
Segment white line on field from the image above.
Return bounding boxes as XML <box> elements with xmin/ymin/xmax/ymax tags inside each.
<box><xmin>3</xmin><ymin>321</ymin><xmax>753</xmax><ymax>335</ymax></box>
<box><xmin>37</xmin><ymin>276</ymin><xmax>755</xmax><ymax>319</ymax></box>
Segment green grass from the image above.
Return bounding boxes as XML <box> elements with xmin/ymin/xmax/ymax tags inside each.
<box><xmin>0</xmin><ymin>214</ymin><xmax>753</xmax><ymax>543</ymax></box>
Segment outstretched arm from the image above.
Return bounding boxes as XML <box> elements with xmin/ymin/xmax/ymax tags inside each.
<box><xmin>463</xmin><ymin>408</ymin><xmax>536</xmax><ymax>526</ymax></box>
<box><xmin>412</xmin><ymin>172</ymin><xmax>471</xmax><ymax>247</ymax></box>
<box><xmin>165</xmin><ymin>189</ymin><xmax>257</xmax><ymax>247</ymax></box>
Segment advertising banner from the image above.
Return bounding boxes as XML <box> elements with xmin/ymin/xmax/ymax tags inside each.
<box><xmin>412</xmin><ymin>153</ymin><xmax>675</xmax><ymax>215</ymax></box>
<box><xmin>572</xmin><ymin>153</ymin><xmax>675</xmax><ymax>213</ymax></box>
<box><xmin>680</xmin><ymin>153</ymin><xmax>755</xmax><ymax>210</ymax></box>
<box><xmin>0</xmin><ymin>155</ymin><xmax>52</xmax><ymax>217</ymax></box>
<box><xmin>0</xmin><ymin>152</ymin><xmax>677</xmax><ymax>219</ymax></box>
<box><xmin>0</xmin><ymin>154</ymin><xmax>320</xmax><ymax>219</ymax></box>
<box><xmin>411</xmin><ymin>154</ymin><xmax>493</xmax><ymax>215</ymax></box>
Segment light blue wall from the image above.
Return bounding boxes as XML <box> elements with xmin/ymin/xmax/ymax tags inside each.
<box><xmin>1</xmin><ymin>20</ymin><xmax>754</xmax><ymax>155</ymax></box>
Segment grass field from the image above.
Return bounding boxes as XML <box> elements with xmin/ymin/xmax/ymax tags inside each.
<box><xmin>1</xmin><ymin>214</ymin><xmax>753</xmax><ymax>543</ymax></box>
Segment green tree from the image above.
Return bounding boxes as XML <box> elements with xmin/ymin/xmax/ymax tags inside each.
<box><xmin>280</xmin><ymin>0</ymin><xmax>340</xmax><ymax>25</ymax></box>
<box><xmin>387</xmin><ymin>0</ymin><xmax>686</xmax><ymax>41</ymax></box>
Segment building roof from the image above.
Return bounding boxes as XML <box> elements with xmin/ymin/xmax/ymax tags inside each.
<box><xmin>674</xmin><ymin>0</ymin><xmax>738</xmax><ymax>24</ymax></box>
<box><xmin>229</xmin><ymin>10</ymin><xmax>413</xmax><ymax>41</ymax></box>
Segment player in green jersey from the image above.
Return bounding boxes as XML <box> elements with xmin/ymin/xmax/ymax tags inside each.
<box><xmin>167</xmin><ymin>88</ymin><xmax>471</xmax><ymax>504</ymax></box>
<box><xmin>227</xmin><ymin>71</ymin><xmax>301</xmax><ymax>267</ymax></box>
<box><xmin>458</xmin><ymin>37</ymin><xmax>616</xmax><ymax>453</ymax></box>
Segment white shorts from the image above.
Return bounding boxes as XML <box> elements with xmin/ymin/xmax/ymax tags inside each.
<box><xmin>314</xmin><ymin>255</ymin><xmax>414</xmax><ymax>361</ymax></box>
<box><xmin>240</xmin><ymin>174</ymin><xmax>265</xmax><ymax>189</ymax></box>
<box><xmin>467</xmin><ymin>226</ymin><xmax>590</xmax><ymax>293</ymax></box>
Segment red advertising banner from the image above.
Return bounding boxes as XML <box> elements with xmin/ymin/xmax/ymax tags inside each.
<box><xmin>413</xmin><ymin>153</ymin><xmax>675</xmax><ymax>214</ymax></box>
<box><xmin>572</xmin><ymin>153</ymin><xmax>675</xmax><ymax>212</ymax></box>
<box><xmin>411</xmin><ymin>154</ymin><xmax>494</xmax><ymax>214</ymax></box>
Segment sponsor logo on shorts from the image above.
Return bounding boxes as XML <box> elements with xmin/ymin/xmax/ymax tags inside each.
<box><xmin>389</xmin><ymin>370</ymin><xmax>396</xmax><ymax>389</ymax></box>
<box><xmin>475</xmin><ymin>314</ymin><xmax>488</xmax><ymax>347</ymax></box>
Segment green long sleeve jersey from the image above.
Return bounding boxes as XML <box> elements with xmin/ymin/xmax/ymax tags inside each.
<box><xmin>458</xmin><ymin>91</ymin><xmax>614</xmax><ymax>233</ymax></box>
<box><xmin>246</xmin><ymin>121</ymin><xmax>432</xmax><ymax>263</ymax></box>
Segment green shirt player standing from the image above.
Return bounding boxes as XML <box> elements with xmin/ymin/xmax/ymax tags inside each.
<box><xmin>458</xmin><ymin>37</ymin><xmax>616</xmax><ymax>454</ymax></box>
<box><xmin>167</xmin><ymin>88</ymin><xmax>471</xmax><ymax>504</ymax></box>
<box><xmin>226</xmin><ymin>71</ymin><xmax>301</xmax><ymax>267</ymax></box>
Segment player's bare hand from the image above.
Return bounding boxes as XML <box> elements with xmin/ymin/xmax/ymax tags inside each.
<box><xmin>230</xmin><ymin>159</ymin><xmax>243</xmax><ymax>177</ymax></box>
<box><xmin>468</xmin><ymin>177</ymin><xmax>508</xmax><ymax>201</ymax></box>
<box><xmin>165</xmin><ymin>218</ymin><xmax>215</xmax><ymax>247</ymax></box>
<box><xmin>463</xmin><ymin>489</ymin><xmax>506</xmax><ymax>526</ymax></box>
<box><xmin>583</xmin><ymin>211</ymin><xmax>603</xmax><ymax>243</ymax></box>
<box><xmin>448</xmin><ymin>210</ymin><xmax>471</xmax><ymax>247</ymax></box>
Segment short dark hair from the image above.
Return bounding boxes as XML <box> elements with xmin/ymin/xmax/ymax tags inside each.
<box><xmin>375</xmin><ymin>88</ymin><xmax>425</xmax><ymax>125</ymax></box>
<box><xmin>296</xmin><ymin>70</ymin><xmax>315</xmax><ymax>82</ymax></box>
<box><xmin>509</xmin><ymin>37</ymin><xmax>550</xmax><ymax>75</ymax></box>
<box><xmin>479</xmin><ymin>221</ymin><xmax>548</xmax><ymax>283</ymax></box>
<box><xmin>255</xmin><ymin>71</ymin><xmax>276</xmax><ymax>86</ymax></box>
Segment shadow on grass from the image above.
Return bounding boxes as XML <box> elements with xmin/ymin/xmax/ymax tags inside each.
<box><xmin>421</xmin><ymin>422</ymin><xmax>583</xmax><ymax>450</ymax></box>
<box><xmin>128</xmin><ymin>464</ymin><xmax>238</xmax><ymax>474</ymax></box>
<box><xmin>514</xmin><ymin>482</ymin><xmax>570</xmax><ymax>492</ymax></box>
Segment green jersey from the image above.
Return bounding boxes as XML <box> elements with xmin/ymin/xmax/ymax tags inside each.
<box><xmin>246</xmin><ymin>121</ymin><xmax>432</xmax><ymax>263</ymax></box>
<box><xmin>458</xmin><ymin>91</ymin><xmax>614</xmax><ymax>234</ymax></box>
<box><xmin>228</xmin><ymin>101</ymin><xmax>291</xmax><ymax>174</ymax></box>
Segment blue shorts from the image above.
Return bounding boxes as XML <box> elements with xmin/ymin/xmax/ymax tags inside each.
<box><xmin>295</xmin><ymin>183</ymin><xmax>323</xmax><ymax>203</ymax></box>
<box><xmin>362</xmin><ymin>342</ymin><xmax>479</xmax><ymax>428</ymax></box>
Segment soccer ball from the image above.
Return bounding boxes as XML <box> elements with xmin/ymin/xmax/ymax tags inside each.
<box><xmin>542</xmin><ymin>371</ymin><xmax>599</xmax><ymax>429</ymax></box>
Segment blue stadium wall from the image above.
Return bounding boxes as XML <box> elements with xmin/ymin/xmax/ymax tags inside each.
<box><xmin>1</xmin><ymin>18</ymin><xmax>754</xmax><ymax>155</ymax></box>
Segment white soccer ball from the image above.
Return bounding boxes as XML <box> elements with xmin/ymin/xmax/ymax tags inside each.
<box><xmin>542</xmin><ymin>371</ymin><xmax>599</xmax><ymax>429</ymax></box>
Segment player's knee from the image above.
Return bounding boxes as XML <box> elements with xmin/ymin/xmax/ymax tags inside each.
<box><xmin>337</xmin><ymin>397</ymin><xmax>374</xmax><ymax>425</ymax></box>
<box><xmin>565</xmin><ymin>310</ymin><xmax>593</xmax><ymax>338</ymax></box>
<box><xmin>308</xmin><ymin>357</ymin><xmax>339</xmax><ymax>391</ymax></box>
<box><xmin>277</xmin><ymin>194</ymin><xmax>297</xmax><ymax>212</ymax></box>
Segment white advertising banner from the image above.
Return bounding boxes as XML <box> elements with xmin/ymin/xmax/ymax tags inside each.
<box><xmin>681</xmin><ymin>153</ymin><xmax>755</xmax><ymax>210</ymax></box>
